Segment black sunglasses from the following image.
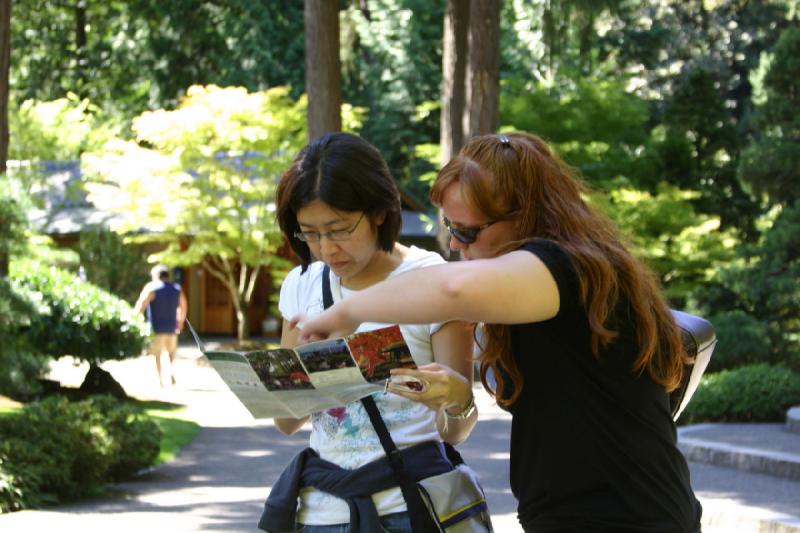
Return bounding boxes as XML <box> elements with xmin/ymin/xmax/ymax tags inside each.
<box><xmin>442</xmin><ymin>216</ymin><xmax>496</xmax><ymax>244</ymax></box>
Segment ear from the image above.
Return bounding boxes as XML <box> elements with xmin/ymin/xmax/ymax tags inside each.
<box><xmin>372</xmin><ymin>210</ymin><xmax>387</xmax><ymax>226</ymax></box>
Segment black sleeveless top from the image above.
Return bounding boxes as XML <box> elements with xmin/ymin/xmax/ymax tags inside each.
<box><xmin>502</xmin><ymin>240</ymin><xmax>702</xmax><ymax>532</ymax></box>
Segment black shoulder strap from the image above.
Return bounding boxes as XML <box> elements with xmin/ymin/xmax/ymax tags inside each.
<box><xmin>322</xmin><ymin>265</ymin><xmax>334</xmax><ymax>310</ymax></box>
<box><xmin>320</xmin><ymin>265</ymin><xmax>438</xmax><ymax>532</ymax></box>
<box><xmin>321</xmin><ymin>266</ymin><xmax>397</xmax><ymax>454</ymax></box>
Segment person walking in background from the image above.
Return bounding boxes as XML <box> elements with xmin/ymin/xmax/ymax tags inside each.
<box><xmin>295</xmin><ymin>131</ymin><xmax>703</xmax><ymax>532</ymax></box>
<box><xmin>134</xmin><ymin>264</ymin><xmax>188</xmax><ymax>387</ymax></box>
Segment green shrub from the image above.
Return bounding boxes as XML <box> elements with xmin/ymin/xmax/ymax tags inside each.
<box><xmin>681</xmin><ymin>363</ymin><xmax>800</xmax><ymax>423</ymax></box>
<box><xmin>0</xmin><ymin>395</ymin><xmax>162</xmax><ymax>510</ymax></box>
<box><xmin>0</xmin><ymin>278</ymin><xmax>49</xmax><ymax>397</ymax></box>
<box><xmin>89</xmin><ymin>396</ymin><xmax>161</xmax><ymax>480</ymax></box>
<box><xmin>0</xmin><ymin>396</ymin><xmax>114</xmax><ymax>504</ymax></box>
<box><xmin>9</xmin><ymin>260</ymin><xmax>149</xmax><ymax>364</ymax></box>
<box><xmin>0</xmin><ymin>451</ymin><xmax>48</xmax><ymax>512</ymax></box>
<box><xmin>707</xmin><ymin>310</ymin><xmax>773</xmax><ymax>372</ymax></box>
<box><xmin>0</xmin><ymin>456</ymin><xmax>27</xmax><ymax>513</ymax></box>
<box><xmin>76</xmin><ymin>227</ymin><xmax>152</xmax><ymax>304</ymax></box>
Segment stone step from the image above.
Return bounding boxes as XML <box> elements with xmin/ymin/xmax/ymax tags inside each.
<box><xmin>678</xmin><ymin>423</ymin><xmax>800</xmax><ymax>481</ymax></box>
<box><xmin>788</xmin><ymin>407</ymin><xmax>800</xmax><ymax>435</ymax></box>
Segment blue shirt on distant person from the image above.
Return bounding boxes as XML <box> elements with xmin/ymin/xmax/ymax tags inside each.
<box><xmin>144</xmin><ymin>280</ymin><xmax>182</xmax><ymax>333</ymax></box>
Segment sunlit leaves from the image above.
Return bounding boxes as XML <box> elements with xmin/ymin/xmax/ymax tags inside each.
<box><xmin>82</xmin><ymin>84</ymin><xmax>308</xmax><ymax>322</ymax></box>
<box><xmin>9</xmin><ymin>94</ymin><xmax>118</xmax><ymax>162</ymax></box>
<box><xmin>600</xmin><ymin>183</ymin><xmax>738</xmax><ymax>305</ymax></box>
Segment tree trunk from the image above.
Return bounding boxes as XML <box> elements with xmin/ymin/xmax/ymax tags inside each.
<box><xmin>235</xmin><ymin>303</ymin><xmax>249</xmax><ymax>343</ymax></box>
<box><xmin>75</xmin><ymin>0</ymin><xmax>87</xmax><ymax>94</ymax></box>
<box><xmin>0</xmin><ymin>0</ymin><xmax>11</xmax><ymax>175</ymax></box>
<box><xmin>440</xmin><ymin>0</ymin><xmax>470</xmax><ymax>164</ymax></box>
<box><xmin>305</xmin><ymin>0</ymin><xmax>341</xmax><ymax>142</ymax></box>
<box><xmin>438</xmin><ymin>0</ymin><xmax>470</xmax><ymax>257</ymax></box>
<box><xmin>203</xmin><ymin>256</ymin><xmax>253</xmax><ymax>342</ymax></box>
<box><xmin>79</xmin><ymin>363</ymin><xmax>128</xmax><ymax>400</ymax></box>
<box><xmin>463</xmin><ymin>0</ymin><xmax>500</xmax><ymax>139</ymax></box>
<box><xmin>0</xmin><ymin>0</ymin><xmax>10</xmax><ymax>278</ymax></box>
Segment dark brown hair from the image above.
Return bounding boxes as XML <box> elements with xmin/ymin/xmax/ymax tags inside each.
<box><xmin>431</xmin><ymin>131</ymin><xmax>687</xmax><ymax>407</ymax></box>
<box><xmin>276</xmin><ymin>132</ymin><xmax>402</xmax><ymax>270</ymax></box>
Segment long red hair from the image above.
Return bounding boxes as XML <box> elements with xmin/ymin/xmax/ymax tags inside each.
<box><xmin>431</xmin><ymin>132</ymin><xmax>687</xmax><ymax>407</ymax></box>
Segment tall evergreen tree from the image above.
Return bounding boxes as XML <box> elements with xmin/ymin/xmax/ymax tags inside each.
<box><xmin>739</xmin><ymin>26</ymin><xmax>800</xmax><ymax>207</ymax></box>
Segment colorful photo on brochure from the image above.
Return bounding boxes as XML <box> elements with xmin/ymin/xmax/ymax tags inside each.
<box><xmin>246</xmin><ymin>349</ymin><xmax>315</xmax><ymax>391</ymax></box>
<box><xmin>346</xmin><ymin>325</ymin><xmax>416</xmax><ymax>382</ymax></box>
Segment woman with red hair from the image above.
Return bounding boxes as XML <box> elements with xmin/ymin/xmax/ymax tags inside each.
<box><xmin>296</xmin><ymin>131</ymin><xmax>702</xmax><ymax>532</ymax></box>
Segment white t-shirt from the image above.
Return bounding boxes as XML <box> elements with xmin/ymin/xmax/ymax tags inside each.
<box><xmin>278</xmin><ymin>246</ymin><xmax>446</xmax><ymax>525</ymax></box>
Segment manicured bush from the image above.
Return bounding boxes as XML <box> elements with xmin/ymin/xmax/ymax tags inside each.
<box><xmin>0</xmin><ymin>396</ymin><xmax>115</xmax><ymax>503</ymax></box>
<box><xmin>0</xmin><ymin>395</ymin><xmax>162</xmax><ymax>510</ymax></box>
<box><xmin>0</xmin><ymin>278</ymin><xmax>49</xmax><ymax>397</ymax></box>
<box><xmin>681</xmin><ymin>363</ymin><xmax>800</xmax><ymax>423</ymax></box>
<box><xmin>9</xmin><ymin>260</ymin><xmax>149</xmax><ymax>364</ymax></box>
<box><xmin>89</xmin><ymin>396</ymin><xmax>161</xmax><ymax>480</ymax></box>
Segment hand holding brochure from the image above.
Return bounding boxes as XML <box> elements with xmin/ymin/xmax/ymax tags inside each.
<box><xmin>188</xmin><ymin>323</ymin><xmax>417</xmax><ymax>419</ymax></box>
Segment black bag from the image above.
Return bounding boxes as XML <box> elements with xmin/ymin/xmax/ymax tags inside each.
<box><xmin>669</xmin><ymin>310</ymin><xmax>717</xmax><ymax>421</ymax></box>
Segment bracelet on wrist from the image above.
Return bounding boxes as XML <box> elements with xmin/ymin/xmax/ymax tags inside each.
<box><xmin>444</xmin><ymin>393</ymin><xmax>475</xmax><ymax>420</ymax></box>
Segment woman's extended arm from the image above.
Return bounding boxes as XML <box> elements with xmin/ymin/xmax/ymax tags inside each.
<box><xmin>273</xmin><ymin>319</ymin><xmax>311</xmax><ymax>435</ymax></box>
<box><xmin>296</xmin><ymin>250</ymin><xmax>560</xmax><ymax>342</ymax></box>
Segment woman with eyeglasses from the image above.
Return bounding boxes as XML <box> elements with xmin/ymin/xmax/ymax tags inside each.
<box><xmin>295</xmin><ymin>131</ymin><xmax>703</xmax><ymax>532</ymax></box>
<box><xmin>261</xmin><ymin>132</ymin><xmax>479</xmax><ymax>533</ymax></box>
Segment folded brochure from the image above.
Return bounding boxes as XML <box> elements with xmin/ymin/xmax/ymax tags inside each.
<box><xmin>187</xmin><ymin>322</ymin><xmax>417</xmax><ymax>419</ymax></box>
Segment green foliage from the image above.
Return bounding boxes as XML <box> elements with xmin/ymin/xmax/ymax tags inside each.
<box><xmin>597</xmin><ymin>183</ymin><xmax>737</xmax><ymax>307</ymax></box>
<box><xmin>738</xmin><ymin>27</ymin><xmax>800</xmax><ymax>206</ymax></box>
<box><xmin>500</xmin><ymin>1</ymin><xmax>626</xmax><ymax>81</ymax></box>
<box><xmin>656</xmin><ymin>69</ymin><xmax>757</xmax><ymax>235</ymax></box>
<box><xmin>129</xmin><ymin>0</ymin><xmax>305</xmax><ymax>106</ymax></box>
<box><xmin>341</xmin><ymin>0</ymin><xmax>444</xmax><ymax>184</ymax></box>
<box><xmin>0</xmin><ymin>179</ymin><xmax>50</xmax><ymax>396</ymax></box>
<box><xmin>11</xmin><ymin>1</ymin><xmax>305</xmax><ymax>120</ymax></box>
<box><xmin>11</xmin><ymin>1</ymin><xmax>151</xmax><ymax>117</ymax></box>
<box><xmin>681</xmin><ymin>364</ymin><xmax>800</xmax><ymax>423</ymax></box>
<box><xmin>9</xmin><ymin>94</ymin><xmax>118</xmax><ymax>162</ymax></box>
<box><xmin>82</xmin><ymin>84</ymin><xmax>321</xmax><ymax>339</ymax></box>
<box><xmin>83</xmin><ymin>85</ymin><xmax>307</xmax><ymax>260</ymax></box>
<box><xmin>695</xmin><ymin>202</ymin><xmax>800</xmax><ymax>369</ymax></box>
<box><xmin>0</xmin><ymin>396</ymin><xmax>114</xmax><ymax>506</ymax></box>
<box><xmin>0</xmin><ymin>178</ymin><xmax>29</xmax><ymax>264</ymax></box>
<box><xmin>0</xmin><ymin>279</ymin><xmax>48</xmax><ymax>397</ymax></box>
<box><xmin>88</xmin><ymin>396</ymin><xmax>161</xmax><ymax>480</ymax></box>
<box><xmin>607</xmin><ymin>1</ymin><xmax>789</xmax><ymax>119</ymax></box>
<box><xmin>9</xmin><ymin>260</ymin><xmax>149</xmax><ymax>364</ymax></box>
<box><xmin>76</xmin><ymin>227</ymin><xmax>151</xmax><ymax>303</ymax></box>
<box><xmin>706</xmin><ymin>310</ymin><xmax>772</xmax><ymax>372</ymax></box>
<box><xmin>10</xmin><ymin>0</ymin><xmax>799</xmax><ymax>352</ymax></box>
<box><xmin>500</xmin><ymin>75</ymin><xmax>652</xmax><ymax>189</ymax></box>
<box><xmin>0</xmin><ymin>395</ymin><xmax>162</xmax><ymax>510</ymax></box>
<box><xmin>0</xmin><ymin>454</ymin><xmax>43</xmax><ymax>513</ymax></box>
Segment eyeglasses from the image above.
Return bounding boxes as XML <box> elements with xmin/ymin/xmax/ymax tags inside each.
<box><xmin>294</xmin><ymin>212</ymin><xmax>365</xmax><ymax>243</ymax></box>
<box><xmin>442</xmin><ymin>216</ymin><xmax>496</xmax><ymax>245</ymax></box>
